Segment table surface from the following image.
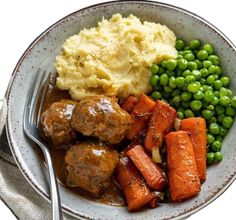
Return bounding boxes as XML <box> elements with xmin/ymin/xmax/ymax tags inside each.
<box><xmin>1</xmin><ymin>0</ymin><xmax>236</xmax><ymax>219</ymax></box>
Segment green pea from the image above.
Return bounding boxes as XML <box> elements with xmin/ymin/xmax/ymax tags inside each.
<box><xmin>176</xmin><ymin>77</ymin><xmax>185</xmax><ymax>88</ymax></box>
<box><xmin>172</xmin><ymin>95</ymin><xmax>181</xmax><ymax>107</ymax></box>
<box><xmin>177</xmin><ymin>111</ymin><xmax>184</xmax><ymax>119</ymax></box>
<box><xmin>214</xmin><ymin>152</ymin><xmax>223</xmax><ymax>162</ymax></box>
<box><xmin>160</xmin><ymin>74</ymin><xmax>169</xmax><ymax>86</ymax></box>
<box><xmin>210</xmin><ymin>116</ymin><xmax>217</xmax><ymax>123</ymax></box>
<box><xmin>184</xmin><ymin>109</ymin><xmax>195</xmax><ymax>118</ymax></box>
<box><xmin>202</xmin><ymin>109</ymin><xmax>213</xmax><ymax>120</ymax></box>
<box><xmin>177</xmin><ymin>58</ymin><xmax>188</xmax><ymax>70</ymax></box>
<box><xmin>219</xmin><ymin>126</ymin><xmax>227</xmax><ymax>137</ymax></box>
<box><xmin>218</xmin><ymin>114</ymin><xmax>224</xmax><ymax>123</ymax></box>
<box><xmin>220</xmin><ymin>76</ymin><xmax>230</xmax><ymax>87</ymax></box>
<box><xmin>213</xmin><ymin>74</ymin><xmax>219</xmax><ymax>80</ymax></box>
<box><xmin>222</xmin><ymin>116</ymin><xmax>234</xmax><ymax>129</ymax></box>
<box><xmin>215</xmin><ymin>105</ymin><xmax>225</xmax><ymax>115</ymax></box>
<box><xmin>181</xmin><ymin>92</ymin><xmax>192</xmax><ymax>101</ymax></box>
<box><xmin>204</xmin><ymin>90</ymin><xmax>214</xmax><ymax>102</ymax></box>
<box><xmin>208</xmin><ymin>55</ymin><xmax>220</xmax><ymax>65</ymax></box>
<box><xmin>219</xmin><ymin>87</ymin><xmax>232</xmax><ymax>98</ymax></box>
<box><xmin>178</xmin><ymin>54</ymin><xmax>183</xmax><ymax>59</ymax></box>
<box><xmin>182</xmin><ymin>101</ymin><xmax>190</xmax><ymax>109</ymax></box>
<box><xmin>193</xmin><ymin>50</ymin><xmax>198</xmax><ymax>56</ymax></box>
<box><xmin>211</xmin><ymin>96</ymin><xmax>219</xmax><ymax>105</ymax></box>
<box><xmin>193</xmin><ymin>90</ymin><xmax>204</xmax><ymax>100</ymax></box>
<box><xmin>206</xmin><ymin>105</ymin><xmax>214</xmax><ymax>110</ymax></box>
<box><xmin>214</xmin><ymin>91</ymin><xmax>220</xmax><ymax>98</ymax></box>
<box><xmin>178</xmin><ymin>51</ymin><xmax>185</xmax><ymax>56</ymax></box>
<box><xmin>226</xmin><ymin>106</ymin><xmax>235</xmax><ymax>116</ymax></box>
<box><xmin>189</xmin><ymin>39</ymin><xmax>201</xmax><ymax>49</ymax></box>
<box><xmin>158</xmin><ymin>66</ymin><xmax>165</xmax><ymax>74</ymax></box>
<box><xmin>187</xmin><ymin>82</ymin><xmax>201</xmax><ymax>93</ymax></box>
<box><xmin>215</xmin><ymin>66</ymin><xmax>222</xmax><ymax>75</ymax></box>
<box><xmin>182</xmin><ymin>69</ymin><xmax>191</xmax><ymax>77</ymax></box>
<box><xmin>151</xmin><ymin>91</ymin><xmax>162</xmax><ymax>100</ymax></box>
<box><xmin>207</xmin><ymin>152</ymin><xmax>215</xmax><ymax>165</ymax></box>
<box><xmin>200</xmin><ymin>68</ymin><xmax>209</xmax><ymax>78</ymax></box>
<box><xmin>231</xmin><ymin>96</ymin><xmax>236</xmax><ymax>108</ymax></box>
<box><xmin>164</xmin><ymin>86</ymin><xmax>173</xmax><ymax>93</ymax></box>
<box><xmin>161</xmin><ymin>60</ymin><xmax>168</xmax><ymax>68</ymax></box>
<box><xmin>184</xmin><ymin>46</ymin><xmax>191</xmax><ymax>51</ymax></box>
<box><xmin>176</xmin><ymin>39</ymin><xmax>185</xmax><ymax>50</ymax></box>
<box><xmin>202</xmin><ymin>85</ymin><xmax>213</xmax><ymax>92</ymax></box>
<box><xmin>200</xmin><ymin>78</ymin><xmax>207</xmax><ymax>85</ymax></box>
<box><xmin>207</xmin><ymin>134</ymin><xmax>215</xmax><ymax>144</ymax></box>
<box><xmin>168</xmin><ymin>76</ymin><xmax>176</xmax><ymax>89</ymax></box>
<box><xmin>203</xmin><ymin>60</ymin><xmax>212</xmax><ymax>68</ymax></box>
<box><xmin>149</xmin><ymin>75</ymin><xmax>160</xmax><ymax>87</ymax></box>
<box><xmin>197</xmin><ymin>50</ymin><xmax>208</xmax><ymax>60</ymax></box>
<box><xmin>153</xmin><ymin>84</ymin><xmax>162</xmax><ymax>91</ymax></box>
<box><xmin>185</xmin><ymin>75</ymin><xmax>196</xmax><ymax>84</ymax></box>
<box><xmin>211</xmin><ymin>140</ymin><xmax>222</xmax><ymax>152</ymax></box>
<box><xmin>190</xmin><ymin>100</ymin><xmax>202</xmax><ymax>111</ymax></box>
<box><xmin>171</xmin><ymin>89</ymin><xmax>181</xmax><ymax>97</ymax></box>
<box><xmin>150</xmin><ymin>64</ymin><xmax>159</xmax><ymax>74</ymax></box>
<box><xmin>165</xmin><ymin>70</ymin><xmax>175</xmax><ymax>77</ymax></box>
<box><xmin>209</xmin><ymin>122</ymin><xmax>220</xmax><ymax>134</ymax></box>
<box><xmin>176</xmin><ymin>69</ymin><xmax>183</xmax><ymax>77</ymax></box>
<box><xmin>203</xmin><ymin>44</ymin><xmax>214</xmax><ymax>55</ymax></box>
<box><xmin>206</xmin><ymin>75</ymin><xmax>215</xmax><ymax>84</ymax></box>
<box><xmin>213</xmin><ymin>80</ymin><xmax>223</xmax><ymax>91</ymax></box>
<box><xmin>188</xmin><ymin>61</ymin><xmax>198</xmax><ymax>70</ymax></box>
<box><xmin>219</xmin><ymin>96</ymin><xmax>231</xmax><ymax>106</ymax></box>
<box><xmin>184</xmin><ymin>53</ymin><xmax>195</xmax><ymax>61</ymax></box>
<box><xmin>166</xmin><ymin>59</ymin><xmax>177</xmax><ymax>71</ymax></box>
<box><xmin>208</xmin><ymin>65</ymin><xmax>217</xmax><ymax>74</ymax></box>
<box><xmin>191</xmin><ymin>70</ymin><xmax>202</xmax><ymax>80</ymax></box>
<box><xmin>194</xmin><ymin>59</ymin><xmax>203</xmax><ymax>69</ymax></box>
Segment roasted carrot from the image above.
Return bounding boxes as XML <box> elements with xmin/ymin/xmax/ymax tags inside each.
<box><xmin>121</xmin><ymin>95</ymin><xmax>138</xmax><ymax>113</ymax></box>
<box><xmin>148</xmin><ymin>194</ymin><xmax>158</xmax><ymax>208</ymax></box>
<box><xmin>127</xmin><ymin>93</ymin><xmax>155</xmax><ymax>140</ymax></box>
<box><xmin>180</xmin><ymin>117</ymin><xmax>207</xmax><ymax>182</ymax></box>
<box><xmin>165</xmin><ymin>131</ymin><xmax>201</xmax><ymax>202</ymax></box>
<box><xmin>116</xmin><ymin>157</ymin><xmax>153</xmax><ymax>211</ymax></box>
<box><xmin>144</xmin><ymin>100</ymin><xmax>177</xmax><ymax>153</ymax></box>
<box><xmin>127</xmin><ymin>145</ymin><xmax>167</xmax><ymax>191</ymax></box>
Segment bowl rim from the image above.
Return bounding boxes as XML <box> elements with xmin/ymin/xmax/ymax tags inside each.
<box><xmin>5</xmin><ymin>0</ymin><xmax>236</xmax><ymax>219</ymax></box>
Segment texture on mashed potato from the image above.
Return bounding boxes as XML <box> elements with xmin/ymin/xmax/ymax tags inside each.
<box><xmin>55</xmin><ymin>14</ymin><xmax>177</xmax><ymax>100</ymax></box>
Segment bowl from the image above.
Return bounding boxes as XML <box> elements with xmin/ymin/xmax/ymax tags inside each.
<box><xmin>6</xmin><ymin>1</ymin><xmax>236</xmax><ymax>219</ymax></box>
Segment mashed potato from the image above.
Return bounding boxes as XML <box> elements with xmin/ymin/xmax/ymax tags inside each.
<box><xmin>55</xmin><ymin>14</ymin><xmax>177</xmax><ymax>100</ymax></box>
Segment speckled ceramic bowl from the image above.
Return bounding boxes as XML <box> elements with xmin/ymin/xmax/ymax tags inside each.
<box><xmin>6</xmin><ymin>1</ymin><xmax>236</xmax><ymax>219</ymax></box>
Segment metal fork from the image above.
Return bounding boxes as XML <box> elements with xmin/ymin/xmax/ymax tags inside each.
<box><xmin>23</xmin><ymin>68</ymin><xmax>63</xmax><ymax>220</ymax></box>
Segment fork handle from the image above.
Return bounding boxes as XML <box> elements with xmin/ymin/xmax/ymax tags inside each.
<box><xmin>41</xmin><ymin>144</ymin><xmax>63</xmax><ymax>220</ymax></box>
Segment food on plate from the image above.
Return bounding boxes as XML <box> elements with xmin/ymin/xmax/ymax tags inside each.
<box><xmin>65</xmin><ymin>142</ymin><xmax>119</xmax><ymax>197</ymax></box>
<box><xmin>40</xmin><ymin>99</ymin><xmax>78</xmax><ymax>146</ymax></box>
<box><xmin>55</xmin><ymin>14</ymin><xmax>177</xmax><ymax>100</ymax></box>
<box><xmin>165</xmin><ymin>131</ymin><xmax>201</xmax><ymax>201</ymax></box>
<box><xmin>38</xmin><ymin>14</ymin><xmax>236</xmax><ymax>212</ymax></box>
<box><xmin>180</xmin><ymin>117</ymin><xmax>207</xmax><ymax>182</ymax></box>
<box><xmin>71</xmin><ymin>95</ymin><xmax>131</xmax><ymax>144</ymax></box>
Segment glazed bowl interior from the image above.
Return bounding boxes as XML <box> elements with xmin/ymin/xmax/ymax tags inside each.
<box><xmin>6</xmin><ymin>1</ymin><xmax>236</xmax><ymax>219</ymax></box>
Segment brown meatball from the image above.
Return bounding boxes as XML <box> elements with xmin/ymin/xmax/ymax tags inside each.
<box><xmin>71</xmin><ymin>96</ymin><xmax>131</xmax><ymax>144</ymax></box>
<box><xmin>65</xmin><ymin>142</ymin><xmax>119</xmax><ymax>197</ymax></box>
<box><xmin>41</xmin><ymin>99</ymin><xmax>78</xmax><ymax>146</ymax></box>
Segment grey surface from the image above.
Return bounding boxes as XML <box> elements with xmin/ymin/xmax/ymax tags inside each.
<box><xmin>5</xmin><ymin>1</ymin><xmax>236</xmax><ymax>219</ymax></box>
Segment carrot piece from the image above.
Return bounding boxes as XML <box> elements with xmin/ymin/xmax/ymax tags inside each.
<box><xmin>127</xmin><ymin>145</ymin><xmax>167</xmax><ymax>191</ymax></box>
<box><xmin>116</xmin><ymin>157</ymin><xmax>153</xmax><ymax>211</ymax></box>
<box><xmin>180</xmin><ymin>117</ymin><xmax>207</xmax><ymax>182</ymax></box>
<box><xmin>121</xmin><ymin>95</ymin><xmax>138</xmax><ymax>113</ymax></box>
<box><xmin>144</xmin><ymin>100</ymin><xmax>177</xmax><ymax>153</ymax></box>
<box><xmin>165</xmin><ymin>131</ymin><xmax>201</xmax><ymax>202</ymax></box>
<box><xmin>148</xmin><ymin>194</ymin><xmax>158</xmax><ymax>208</ymax></box>
<box><xmin>127</xmin><ymin>93</ymin><xmax>155</xmax><ymax>140</ymax></box>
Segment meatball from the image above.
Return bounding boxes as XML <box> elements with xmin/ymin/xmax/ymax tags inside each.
<box><xmin>65</xmin><ymin>142</ymin><xmax>119</xmax><ymax>197</ymax></box>
<box><xmin>71</xmin><ymin>96</ymin><xmax>131</xmax><ymax>144</ymax></box>
<box><xmin>41</xmin><ymin>99</ymin><xmax>78</xmax><ymax>146</ymax></box>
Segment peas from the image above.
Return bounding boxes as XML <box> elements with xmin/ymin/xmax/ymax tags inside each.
<box><xmin>219</xmin><ymin>127</ymin><xmax>227</xmax><ymax>137</ymax></box>
<box><xmin>202</xmin><ymin>85</ymin><xmax>213</xmax><ymax>92</ymax></box>
<box><xmin>214</xmin><ymin>152</ymin><xmax>223</xmax><ymax>162</ymax></box>
<box><xmin>193</xmin><ymin>90</ymin><xmax>204</xmax><ymax>100</ymax></box>
<box><xmin>182</xmin><ymin>101</ymin><xmax>190</xmax><ymax>109</ymax></box>
<box><xmin>150</xmin><ymin>64</ymin><xmax>159</xmax><ymax>74</ymax></box>
<box><xmin>197</xmin><ymin>50</ymin><xmax>208</xmax><ymax>60</ymax></box>
<box><xmin>209</xmin><ymin>122</ymin><xmax>220</xmax><ymax>134</ymax></box>
<box><xmin>214</xmin><ymin>91</ymin><xmax>220</xmax><ymax>97</ymax></box>
<box><xmin>165</xmin><ymin>70</ymin><xmax>175</xmax><ymax>77</ymax></box>
<box><xmin>149</xmin><ymin>75</ymin><xmax>160</xmax><ymax>87</ymax></box>
<box><xmin>222</xmin><ymin>116</ymin><xmax>234</xmax><ymax>128</ymax></box>
<box><xmin>184</xmin><ymin>109</ymin><xmax>195</xmax><ymax>118</ymax></box>
<box><xmin>203</xmin><ymin>44</ymin><xmax>214</xmax><ymax>55</ymax></box>
<box><xmin>171</xmin><ymin>89</ymin><xmax>181</xmax><ymax>97</ymax></box>
<box><xmin>215</xmin><ymin>105</ymin><xmax>225</xmax><ymax>115</ymax></box>
<box><xmin>176</xmin><ymin>39</ymin><xmax>185</xmax><ymax>50</ymax></box>
<box><xmin>189</xmin><ymin>40</ymin><xmax>201</xmax><ymax>49</ymax></box>
<box><xmin>215</xmin><ymin>66</ymin><xmax>222</xmax><ymax>75</ymax></box>
<box><xmin>166</xmin><ymin>59</ymin><xmax>177</xmax><ymax>71</ymax></box>
<box><xmin>185</xmin><ymin>75</ymin><xmax>196</xmax><ymax>84</ymax></box>
<box><xmin>231</xmin><ymin>96</ymin><xmax>236</xmax><ymax>108</ymax></box>
<box><xmin>151</xmin><ymin>91</ymin><xmax>162</xmax><ymax>100</ymax></box>
<box><xmin>203</xmin><ymin>60</ymin><xmax>212</xmax><ymax>68</ymax></box>
<box><xmin>202</xmin><ymin>109</ymin><xmax>213</xmax><ymax>120</ymax></box>
<box><xmin>164</xmin><ymin>86</ymin><xmax>173</xmax><ymax>93</ymax></box>
<box><xmin>219</xmin><ymin>96</ymin><xmax>231</xmax><ymax>106</ymax></box>
<box><xmin>194</xmin><ymin>59</ymin><xmax>202</xmax><ymax>69</ymax></box>
<box><xmin>178</xmin><ymin>59</ymin><xmax>188</xmax><ymax>70</ymax></box>
<box><xmin>226</xmin><ymin>106</ymin><xmax>235</xmax><ymax>116</ymax></box>
<box><xmin>181</xmin><ymin>92</ymin><xmax>192</xmax><ymax>101</ymax></box>
<box><xmin>207</xmin><ymin>134</ymin><xmax>215</xmax><ymax>144</ymax></box>
<box><xmin>161</xmin><ymin>60</ymin><xmax>168</xmax><ymax>68</ymax></box>
<box><xmin>187</xmin><ymin>82</ymin><xmax>201</xmax><ymax>93</ymax></box>
<box><xmin>208</xmin><ymin>65</ymin><xmax>217</xmax><ymax>74</ymax></box>
<box><xmin>219</xmin><ymin>87</ymin><xmax>231</xmax><ymax>97</ymax></box>
<box><xmin>207</xmin><ymin>152</ymin><xmax>215</xmax><ymax>165</ymax></box>
<box><xmin>211</xmin><ymin>140</ymin><xmax>222</xmax><ymax>152</ymax></box>
<box><xmin>200</xmin><ymin>68</ymin><xmax>209</xmax><ymax>78</ymax></box>
<box><xmin>204</xmin><ymin>90</ymin><xmax>214</xmax><ymax>102</ymax></box>
<box><xmin>213</xmin><ymin>80</ymin><xmax>222</xmax><ymax>90</ymax></box>
<box><xmin>188</xmin><ymin>61</ymin><xmax>198</xmax><ymax>70</ymax></box>
<box><xmin>220</xmin><ymin>76</ymin><xmax>230</xmax><ymax>87</ymax></box>
<box><xmin>160</xmin><ymin>74</ymin><xmax>169</xmax><ymax>86</ymax></box>
<box><xmin>184</xmin><ymin>53</ymin><xmax>195</xmax><ymax>61</ymax></box>
<box><xmin>206</xmin><ymin>75</ymin><xmax>215</xmax><ymax>84</ymax></box>
<box><xmin>190</xmin><ymin>100</ymin><xmax>202</xmax><ymax>111</ymax></box>
<box><xmin>176</xmin><ymin>77</ymin><xmax>185</xmax><ymax>88</ymax></box>
<box><xmin>177</xmin><ymin>111</ymin><xmax>184</xmax><ymax>119</ymax></box>
<box><xmin>211</xmin><ymin>96</ymin><xmax>219</xmax><ymax>105</ymax></box>
<box><xmin>192</xmin><ymin>70</ymin><xmax>202</xmax><ymax>80</ymax></box>
<box><xmin>200</xmin><ymin>78</ymin><xmax>207</xmax><ymax>85</ymax></box>
<box><xmin>208</xmin><ymin>55</ymin><xmax>220</xmax><ymax>65</ymax></box>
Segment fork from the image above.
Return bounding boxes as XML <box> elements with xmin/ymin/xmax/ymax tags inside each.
<box><xmin>23</xmin><ymin>68</ymin><xmax>63</xmax><ymax>220</ymax></box>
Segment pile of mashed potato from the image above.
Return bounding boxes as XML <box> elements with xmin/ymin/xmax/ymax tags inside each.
<box><xmin>55</xmin><ymin>14</ymin><xmax>177</xmax><ymax>100</ymax></box>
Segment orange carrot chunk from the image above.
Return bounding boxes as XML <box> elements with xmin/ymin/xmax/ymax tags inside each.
<box><xmin>165</xmin><ymin>131</ymin><xmax>201</xmax><ymax>202</ymax></box>
<box><xmin>144</xmin><ymin>100</ymin><xmax>177</xmax><ymax>153</ymax></box>
<box><xmin>127</xmin><ymin>93</ymin><xmax>155</xmax><ymax>140</ymax></box>
<box><xmin>127</xmin><ymin>145</ymin><xmax>167</xmax><ymax>191</ymax></box>
<box><xmin>116</xmin><ymin>157</ymin><xmax>153</xmax><ymax>211</ymax></box>
<box><xmin>180</xmin><ymin>117</ymin><xmax>207</xmax><ymax>182</ymax></box>
<box><xmin>121</xmin><ymin>95</ymin><xmax>138</xmax><ymax>113</ymax></box>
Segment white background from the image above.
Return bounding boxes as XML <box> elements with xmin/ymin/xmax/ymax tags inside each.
<box><xmin>1</xmin><ymin>0</ymin><xmax>236</xmax><ymax>219</ymax></box>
